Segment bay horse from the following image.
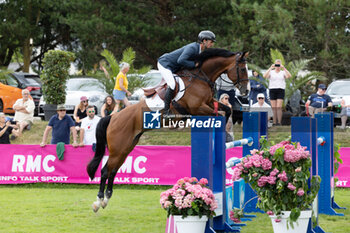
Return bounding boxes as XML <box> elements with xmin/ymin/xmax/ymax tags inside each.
<box><xmin>87</xmin><ymin>48</ymin><xmax>249</xmax><ymax>212</ymax></box>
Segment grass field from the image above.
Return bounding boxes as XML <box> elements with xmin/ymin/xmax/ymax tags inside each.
<box><xmin>2</xmin><ymin>119</ymin><xmax>350</xmax><ymax>232</ymax></box>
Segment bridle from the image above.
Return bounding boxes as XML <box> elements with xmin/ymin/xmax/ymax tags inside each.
<box><xmin>225</xmin><ymin>52</ymin><xmax>249</xmax><ymax>87</ymax></box>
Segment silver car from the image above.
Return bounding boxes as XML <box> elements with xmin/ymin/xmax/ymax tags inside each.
<box><xmin>325</xmin><ymin>79</ymin><xmax>350</xmax><ymax>120</ymax></box>
<box><xmin>38</xmin><ymin>77</ymin><xmax>108</xmax><ymax>117</ymax></box>
<box><xmin>128</xmin><ymin>70</ymin><xmax>163</xmax><ymax>105</ymax></box>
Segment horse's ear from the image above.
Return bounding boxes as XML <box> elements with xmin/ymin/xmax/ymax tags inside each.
<box><xmin>239</xmin><ymin>51</ymin><xmax>249</xmax><ymax>61</ymax></box>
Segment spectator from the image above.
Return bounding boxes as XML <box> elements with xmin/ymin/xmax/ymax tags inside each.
<box><xmin>79</xmin><ymin>105</ymin><xmax>101</xmax><ymax>146</ymax></box>
<box><xmin>340</xmin><ymin>96</ymin><xmax>350</xmax><ymax>129</ymax></box>
<box><xmin>264</xmin><ymin>59</ymin><xmax>292</xmax><ymax>126</ymax></box>
<box><xmin>40</xmin><ymin>104</ymin><xmax>78</xmax><ymax>147</ymax></box>
<box><xmin>219</xmin><ymin>93</ymin><xmax>234</xmax><ymax>142</ymax></box>
<box><xmin>0</xmin><ymin>113</ymin><xmax>19</xmax><ymax>144</ymax></box>
<box><xmin>216</xmin><ymin>73</ymin><xmax>236</xmax><ymax>124</ymax></box>
<box><xmin>73</xmin><ymin>96</ymin><xmax>88</xmax><ymax>131</ymax></box>
<box><xmin>12</xmin><ymin>89</ymin><xmax>35</xmax><ymax>136</ymax></box>
<box><xmin>305</xmin><ymin>84</ymin><xmax>333</xmax><ymax>118</ymax></box>
<box><xmin>113</xmin><ymin>62</ymin><xmax>131</xmax><ymax>111</ymax></box>
<box><xmin>249</xmin><ymin>70</ymin><xmax>267</xmax><ymax>105</ymax></box>
<box><xmin>101</xmin><ymin>95</ymin><xmax>117</xmax><ymax>117</ymax></box>
<box><xmin>250</xmin><ymin>93</ymin><xmax>273</xmax><ymax>127</ymax></box>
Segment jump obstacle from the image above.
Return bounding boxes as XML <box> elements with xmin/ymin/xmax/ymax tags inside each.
<box><xmin>191</xmin><ymin>112</ymin><xmax>345</xmax><ymax>233</ymax></box>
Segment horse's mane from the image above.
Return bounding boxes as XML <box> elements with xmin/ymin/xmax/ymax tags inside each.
<box><xmin>195</xmin><ymin>48</ymin><xmax>236</xmax><ymax>64</ymax></box>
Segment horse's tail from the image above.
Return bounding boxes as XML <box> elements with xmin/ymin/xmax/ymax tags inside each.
<box><xmin>87</xmin><ymin>115</ymin><xmax>112</xmax><ymax>180</ymax></box>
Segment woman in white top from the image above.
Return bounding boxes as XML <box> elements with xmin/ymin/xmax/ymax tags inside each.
<box><xmin>263</xmin><ymin>59</ymin><xmax>291</xmax><ymax>126</ymax></box>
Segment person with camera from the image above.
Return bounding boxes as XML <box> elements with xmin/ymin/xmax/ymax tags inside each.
<box><xmin>263</xmin><ymin>59</ymin><xmax>291</xmax><ymax>126</ymax></box>
<box><xmin>0</xmin><ymin>113</ymin><xmax>19</xmax><ymax>144</ymax></box>
<box><xmin>305</xmin><ymin>84</ymin><xmax>333</xmax><ymax>118</ymax></box>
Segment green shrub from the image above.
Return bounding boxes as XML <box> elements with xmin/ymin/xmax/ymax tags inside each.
<box><xmin>41</xmin><ymin>50</ymin><xmax>75</xmax><ymax>105</ymax></box>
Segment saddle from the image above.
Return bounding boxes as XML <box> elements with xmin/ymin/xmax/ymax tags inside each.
<box><xmin>143</xmin><ymin>77</ymin><xmax>180</xmax><ymax>100</ymax></box>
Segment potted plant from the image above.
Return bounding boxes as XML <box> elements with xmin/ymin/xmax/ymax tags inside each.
<box><xmin>230</xmin><ymin>138</ymin><xmax>321</xmax><ymax>233</ymax></box>
<box><xmin>41</xmin><ymin>50</ymin><xmax>75</xmax><ymax>120</ymax></box>
<box><xmin>160</xmin><ymin>177</ymin><xmax>218</xmax><ymax>233</ymax></box>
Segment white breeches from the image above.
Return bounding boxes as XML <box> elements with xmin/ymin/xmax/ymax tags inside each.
<box><xmin>157</xmin><ymin>62</ymin><xmax>176</xmax><ymax>90</ymax></box>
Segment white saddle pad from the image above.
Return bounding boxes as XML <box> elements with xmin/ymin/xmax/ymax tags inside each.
<box><xmin>145</xmin><ymin>76</ymin><xmax>185</xmax><ymax>111</ymax></box>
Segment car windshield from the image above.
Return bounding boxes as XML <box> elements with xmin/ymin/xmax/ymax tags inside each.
<box><xmin>144</xmin><ymin>72</ymin><xmax>162</xmax><ymax>87</ymax></box>
<box><xmin>67</xmin><ymin>78</ymin><xmax>105</xmax><ymax>91</ymax></box>
<box><xmin>326</xmin><ymin>82</ymin><xmax>350</xmax><ymax>95</ymax></box>
<box><xmin>26</xmin><ymin>77</ymin><xmax>41</xmax><ymax>86</ymax></box>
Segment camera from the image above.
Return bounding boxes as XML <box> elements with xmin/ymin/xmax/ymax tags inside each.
<box><xmin>274</xmin><ymin>64</ymin><xmax>281</xmax><ymax>67</ymax></box>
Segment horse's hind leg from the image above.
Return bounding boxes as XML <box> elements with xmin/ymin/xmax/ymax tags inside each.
<box><xmin>92</xmin><ymin>164</ymin><xmax>108</xmax><ymax>212</ymax></box>
<box><xmin>101</xmin><ymin>168</ymin><xmax>117</xmax><ymax>209</ymax></box>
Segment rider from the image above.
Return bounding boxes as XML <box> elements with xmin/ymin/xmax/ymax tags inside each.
<box><xmin>157</xmin><ymin>30</ymin><xmax>216</xmax><ymax>116</ymax></box>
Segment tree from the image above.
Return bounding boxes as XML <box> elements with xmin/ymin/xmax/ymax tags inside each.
<box><xmin>0</xmin><ymin>0</ymin><xmax>73</xmax><ymax>72</ymax></box>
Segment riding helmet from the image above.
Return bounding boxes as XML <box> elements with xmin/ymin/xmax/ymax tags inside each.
<box><xmin>198</xmin><ymin>30</ymin><xmax>216</xmax><ymax>42</ymax></box>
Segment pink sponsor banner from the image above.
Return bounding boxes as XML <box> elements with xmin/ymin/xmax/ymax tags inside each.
<box><xmin>0</xmin><ymin>144</ymin><xmax>191</xmax><ymax>185</ymax></box>
<box><xmin>0</xmin><ymin>144</ymin><xmax>349</xmax><ymax>187</ymax></box>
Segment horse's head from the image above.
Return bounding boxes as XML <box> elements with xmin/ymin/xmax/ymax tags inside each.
<box><xmin>226</xmin><ymin>52</ymin><xmax>249</xmax><ymax>96</ymax></box>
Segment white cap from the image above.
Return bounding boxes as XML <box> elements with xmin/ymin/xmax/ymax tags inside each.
<box><xmin>257</xmin><ymin>93</ymin><xmax>265</xmax><ymax>99</ymax></box>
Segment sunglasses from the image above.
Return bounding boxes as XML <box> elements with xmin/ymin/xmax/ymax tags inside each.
<box><xmin>88</xmin><ymin>110</ymin><xmax>95</xmax><ymax>113</ymax></box>
<box><xmin>224</xmin><ymin>97</ymin><xmax>229</xmax><ymax>100</ymax></box>
<box><xmin>58</xmin><ymin>109</ymin><xmax>66</xmax><ymax>112</ymax></box>
<box><xmin>82</xmin><ymin>100</ymin><xmax>88</xmax><ymax>103</ymax></box>
<box><xmin>258</xmin><ymin>97</ymin><xmax>265</xmax><ymax>100</ymax></box>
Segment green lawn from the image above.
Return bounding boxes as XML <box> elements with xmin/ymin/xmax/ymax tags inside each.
<box><xmin>0</xmin><ymin>184</ymin><xmax>349</xmax><ymax>233</ymax></box>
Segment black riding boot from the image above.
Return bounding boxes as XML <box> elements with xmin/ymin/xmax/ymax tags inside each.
<box><xmin>163</xmin><ymin>88</ymin><xmax>175</xmax><ymax>117</ymax></box>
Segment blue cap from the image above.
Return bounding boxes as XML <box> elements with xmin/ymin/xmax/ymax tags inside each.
<box><xmin>318</xmin><ymin>84</ymin><xmax>326</xmax><ymax>89</ymax></box>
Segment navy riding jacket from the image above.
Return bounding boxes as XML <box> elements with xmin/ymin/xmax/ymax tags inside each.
<box><xmin>158</xmin><ymin>42</ymin><xmax>200</xmax><ymax>73</ymax></box>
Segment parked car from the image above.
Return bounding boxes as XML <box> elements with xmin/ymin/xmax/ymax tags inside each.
<box><xmin>0</xmin><ymin>76</ymin><xmax>23</xmax><ymax>114</ymax></box>
<box><xmin>128</xmin><ymin>70</ymin><xmax>163</xmax><ymax>105</ymax></box>
<box><xmin>0</xmin><ymin>72</ymin><xmax>41</xmax><ymax>114</ymax></box>
<box><xmin>38</xmin><ymin>77</ymin><xmax>108</xmax><ymax>118</ymax></box>
<box><xmin>10</xmin><ymin>72</ymin><xmax>42</xmax><ymax>115</ymax></box>
<box><xmin>325</xmin><ymin>79</ymin><xmax>350</xmax><ymax>124</ymax></box>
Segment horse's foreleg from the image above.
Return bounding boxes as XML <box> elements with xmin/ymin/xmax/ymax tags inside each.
<box><xmin>92</xmin><ymin>164</ymin><xmax>108</xmax><ymax>212</ymax></box>
<box><xmin>101</xmin><ymin>168</ymin><xmax>117</xmax><ymax>209</ymax></box>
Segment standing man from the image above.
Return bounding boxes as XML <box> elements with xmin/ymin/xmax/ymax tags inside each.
<box><xmin>79</xmin><ymin>105</ymin><xmax>101</xmax><ymax>146</ymax></box>
<box><xmin>13</xmin><ymin>89</ymin><xmax>35</xmax><ymax>136</ymax></box>
<box><xmin>40</xmin><ymin>104</ymin><xmax>78</xmax><ymax>147</ymax></box>
<box><xmin>157</xmin><ymin>30</ymin><xmax>216</xmax><ymax>115</ymax></box>
<box><xmin>305</xmin><ymin>84</ymin><xmax>333</xmax><ymax>117</ymax></box>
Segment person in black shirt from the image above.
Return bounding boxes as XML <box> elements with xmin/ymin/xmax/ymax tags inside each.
<box><xmin>0</xmin><ymin>113</ymin><xmax>19</xmax><ymax>144</ymax></box>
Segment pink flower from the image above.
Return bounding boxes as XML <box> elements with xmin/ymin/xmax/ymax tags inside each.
<box><xmin>295</xmin><ymin>167</ymin><xmax>302</xmax><ymax>172</ymax></box>
<box><xmin>270</xmin><ymin>168</ymin><xmax>279</xmax><ymax>176</ymax></box>
<box><xmin>199</xmin><ymin>178</ymin><xmax>208</xmax><ymax>185</ymax></box>
<box><xmin>287</xmin><ymin>183</ymin><xmax>296</xmax><ymax>191</ymax></box>
<box><xmin>252</xmin><ymin>173</ymin><xmax>258</xmax><ymax>177</ymax></box>
<box><xmin>261</xmin><ymin>158</ymin><xmax>272</xmax><ymax>170</ymax></box>
<box><xmin>267</xmin><ymin>211</ymin><xmax>274</xmax><ymax>215</ymax></box>
<box><xmin>277</xmin><ymin>171</ymin><xmax>288</xmax><ymax>182</ymax></box>
<box><xmin>275</xmin><ymin>218</ymin><xmax>282</xmax><ymax>223</ymax></box>
<box><xmin>297</xmin><ymin>188</ymin><xmax>305</xmax><ymax>196</ymax></box>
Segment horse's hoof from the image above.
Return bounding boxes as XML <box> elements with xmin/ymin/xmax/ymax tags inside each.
<box><xmin>101</xmin><ymin>198</ymin><xmax>109</xmax><ymax>209</ymax></box>
<box><xmin>92</xmin><ymin>201</ymin><xmax>100</xmax><ymax>213</ymax></box>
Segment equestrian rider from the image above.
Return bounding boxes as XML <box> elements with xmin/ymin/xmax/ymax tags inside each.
<box><xmin>157</xmin><ymin>30</ymin><xmax>216</xmax><ymax>116</ymax></box>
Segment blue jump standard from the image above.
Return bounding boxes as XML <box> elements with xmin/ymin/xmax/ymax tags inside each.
<box><xmin>191</xmin><ymin>112</ymin><xmax>345</xmax><ymax>233</ymax></box>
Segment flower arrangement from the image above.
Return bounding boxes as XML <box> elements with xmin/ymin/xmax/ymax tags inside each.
<box><xmin>160</xmin><ymin>177</ymin><xmax>218</xmax><ymax>218</ymax></box>
<box><xmin>230</xmin><ymin>138</ymin><xmax>321</xmax><ymax>226</ymax></box>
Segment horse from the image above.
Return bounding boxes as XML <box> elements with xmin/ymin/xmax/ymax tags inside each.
<box><xmin>87</xmin><ymin>48</ymin><xmax>249</xmax><ymax>212</ymax></box>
